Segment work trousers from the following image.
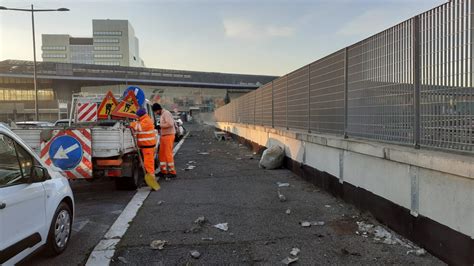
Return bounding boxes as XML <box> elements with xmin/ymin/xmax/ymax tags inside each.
<box><xmin>141</xmin><ymin>147</ymin><xmax>155</xmax><ymax>175</ymax></box>
<box><xmin>159</xmin><ymin>134</ymin><xmax>176</xmax><ymax>174</ymax></box>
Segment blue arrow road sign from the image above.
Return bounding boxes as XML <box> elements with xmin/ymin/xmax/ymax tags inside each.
<box><xmin>48</xmin><ymin>135</ymin><xmax>83</xmax><ymax>170</ymax></box>
<box><xmin>124</xmin><ymin>86</ymin><xmax>145</xmax><ymax>107</ymax></box>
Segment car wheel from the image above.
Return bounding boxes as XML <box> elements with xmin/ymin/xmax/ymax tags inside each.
<box><xmin>46</xmin><ymin>202</ymin><xmax>72</xmax><ymax>255</ymax></box>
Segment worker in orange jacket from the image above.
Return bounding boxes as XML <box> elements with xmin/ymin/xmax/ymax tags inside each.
<box><xmin>152</xmin><ymin>103</ymin><xmax>177</xmax><ymax>179</ymax></box>
<box><xmin>130</xmin><ymin>108</ymin><xmax>157</xmax><ymax>176</ymax></box>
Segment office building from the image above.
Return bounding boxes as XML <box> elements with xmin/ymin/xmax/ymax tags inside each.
<box><xmin>42</xmin><ymin>19</ymin><xmax>144</xmax><ymax>67</ymax></box>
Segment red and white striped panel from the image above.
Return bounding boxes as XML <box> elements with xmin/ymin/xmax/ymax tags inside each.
<box><xmin>40</xmin><ymin>129</ymin><xmax>93</xmax><ymax>179</ymax></box>
<box><xmin>76</xmin><ymin>102</ymin><xmax>97</xmax><ymax>122</ymax></box>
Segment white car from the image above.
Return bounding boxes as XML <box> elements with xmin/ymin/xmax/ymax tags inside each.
<box><xmin>0</xmin><ymin>124</ymin><xmax>74</xmax><ymax>265</ymax></box>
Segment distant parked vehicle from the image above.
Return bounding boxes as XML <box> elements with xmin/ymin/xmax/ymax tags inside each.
<box><xmin>0</xmin><ymin>123</ymin><xmax>75</xmax><ymax>265</ymax></box>
<box><xmin>15</xmin><ymin>121</ymin><xmax>54</xmax><ymax>128</ymax></box>
<box><xmin>54</xmin><ymin>119</ymin><xmax>74</xmax><ymax>127</ymax></box>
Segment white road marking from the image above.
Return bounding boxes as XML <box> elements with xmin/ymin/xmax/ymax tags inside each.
<box><xmin>85</xmin><ymin>132</ymin><xmax>190</xmax><ymax>266</ymax></box>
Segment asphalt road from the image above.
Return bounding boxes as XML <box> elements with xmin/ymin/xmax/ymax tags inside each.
<box><xmin>111</xmin><ymin>124</ymin><xmax>444</xmax><ymax>265</ymax></box>
<box><xmin>20</xmin><ymin>179</ymin><xmax>136</xmax><ymax>266</ymax></box>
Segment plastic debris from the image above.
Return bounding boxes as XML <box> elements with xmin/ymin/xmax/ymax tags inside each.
<box><xmin>190</xmin><ymin>250</ymin><xmax>201</xmax><ymax>259</ymax></box>
<box><xmin>285</xmin><ymin>209</ymin><xmax>291</xmax><ymax>215</ymax></box>
<box><xmin>157</xmin><ymin>200</ymin><xmax>164</xmax><ymax>206</ymax></box>
<box><xmin>281</xmin><ymin>257</ymin><xmax>299</xmax><ymax>265</ymax></box>
<box><xmin>300</xmin><ymin>221</ymin><xmax>311</xmax><ymax>227</ymax></box>
<box><xmin>325</xmin><ymin>205</ymin><xmax>331</xmax><ymax>208</ymax></box>
<box><xmin>188</xmin><ymin>161</ymin><xmax>196</xmax><ymax>164</ymax></box>
<box><xmin>407</xmin><ymin>248</ymin><xmax>426</xmax><ymax>256</ymax></box>
<box><xmin>198</xmin><ymin>152</ymin><xmax>210</xmax><ymax>155</ymax></box>
<box><xmin>185</xmin><ymin>165</ymin><xmax>196</xmax><ymax>171</ymax></box>
<box><xmin>213</xmin><ymin>223</ymin><xmax>229</xmax><ymax>231</ymax></box>
<box><xmin>277</xmin><ymin>182</ymin><xmax>290</xmax><ymax>187</ymax></box>
<box><xmin>277</xmin><ymin>190</ymin><xmax>287</xmax><ymax>202</ymax></box>
<box><xmin>290</xmin><ymin>247</ymin><xmax>300</xmax><ymax>257</ymax></box>
<box><xmin>259</xmin><ymin>145</ymin><xmax>284</xmax><ymax>169</ymax></box>
<box><xmin>117</xmin><ymin>256</ymin><xmax>128</xmax><ymax>264</ymax></box>
<box><xmin>194</xmin><ymin>216</ymin><xmax>206</xmax><ymax>225</ymax></box>
<box><xmin>300</xmin><ymin>221</ymin><xmax>325</xmax><ymax>227</ymax></box>
<box><xmin>201</xmin><ymin>237</ymin><xmax>214</xmax><ymax>241</ymax></box>
<box><xmin>150</xmin><ymin>240</ymin><xmax>167</xmax><ymax>250</ymax></box>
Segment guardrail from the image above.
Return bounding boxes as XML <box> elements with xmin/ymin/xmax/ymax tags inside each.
<box><xmin>215</xmin><ymin>0</ymin><xmax>473</xmax><ymax>153</ymax></box>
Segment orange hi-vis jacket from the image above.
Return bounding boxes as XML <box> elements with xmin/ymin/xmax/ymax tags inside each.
<box><xmin>131</xmin><ymin>114</ymin><xmax>157</xmax><ymax>148</ymax></box>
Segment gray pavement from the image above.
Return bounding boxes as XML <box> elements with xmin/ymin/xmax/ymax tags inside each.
<box><xmin>112</xmin><ymin>124</ymin><xmax>444</xmax><ymax>265</ymax></box>
<box><xmin>21</xmin><ymin>179</ymin><xmax>135</xmax><ymax>266</ymax></box>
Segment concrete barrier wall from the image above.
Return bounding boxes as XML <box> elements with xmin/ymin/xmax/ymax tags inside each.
<box><xmin>215</xmin><ymin>122</ymin><xmax>474</xmax><ymax>265</ymax></box>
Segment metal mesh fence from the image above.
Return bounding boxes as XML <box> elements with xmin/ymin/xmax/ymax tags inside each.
<box><xmin>287</xmin><ymin>66</ymin><xmax>310</xmax><ymax>130</ymax></box>
<box><xmin>261</xmin><ymin>83</ymin><xmax>273</xmax><ymax>127</ymax></box>
<box><xmin>310</xmin><ymin>49</ymin><xmax>346</xmax><ymax>134</ymax></box>
<box><xmin>419</xmin><ymin>0</ymin><xmax>473</xmax><ymax>152</ymax></box>
<box><xmin>347</xmin><ymin>20</ymin><xmax>415</xmax><ymax>143</ymax></box>
<box><xmin>215</xmin><ymin>0</ymin><xmax>473</xmax><ymax>154</ymax></box>
<box><xmin>273</xmin><ymin>76</ymin><xmax>288</xmax><ymax>128</ymax></box>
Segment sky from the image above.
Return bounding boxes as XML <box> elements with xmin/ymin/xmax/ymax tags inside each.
<box><xmin>0</xmin><ymin>0</ymin><xmax>445</xmax><ymax>76</ymax></box>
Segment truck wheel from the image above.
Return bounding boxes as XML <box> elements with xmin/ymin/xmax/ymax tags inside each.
<box><xmin>115</xmin><ymin>158</ymin><xmax>141</xmax><ymax>190</ymax></box>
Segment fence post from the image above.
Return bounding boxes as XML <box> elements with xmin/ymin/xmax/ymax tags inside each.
<box><xmin>344</xmin><ymin>47</ymin><xmax>349</xmax><ymax>139</ymax></box>
<box><xmin>308</xmin><ymin>64</ymin><xmax>311</xmax><ymax>133</ymax></box>
<box><xmin>254</xmin><ymin>90</ymin><xmax>256</xmax><ymax>126</ymax></box>
<box><xmin>286</xmin><ymin>75</ymin><xmax>289</xmax><ymax>130</ymax></box>
<box><xmin>271</xmin><ymin>81</ymin><xmax>274</xmax><ymax>128</ymax></box>
<box><xmin>413</xmin><ymin>16</ymin><xmax>421</xmax><ymax>149</ymax></box>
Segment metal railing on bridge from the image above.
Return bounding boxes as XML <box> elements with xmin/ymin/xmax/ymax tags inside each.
<box><xmin>215</xmin><ymin>0</ymin><xmax>474</xmax><ymax>154</ymax></box>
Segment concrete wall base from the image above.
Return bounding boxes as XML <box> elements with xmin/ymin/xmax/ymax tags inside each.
<box><xmin>219</xmin><ymin>126</ymin><xmax>474</xmax><ymax>266</ymax></box>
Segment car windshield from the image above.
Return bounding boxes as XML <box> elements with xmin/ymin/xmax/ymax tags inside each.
<box><xmin>0</xmin><ymin>134</ymin><xmax>24</xmax><ymax>186</ymax></box>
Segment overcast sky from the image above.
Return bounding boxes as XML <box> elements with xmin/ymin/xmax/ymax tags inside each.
<box><xmin>0</xmin><ymin>0</ymin><xmax>444</xmax><ymax>76</ymax></box>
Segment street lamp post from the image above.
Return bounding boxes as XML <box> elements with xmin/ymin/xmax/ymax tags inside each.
<box><xmin>0</xmin><ymin>5</ymin><xmax>69</xmax><ymax>121</ymax></box>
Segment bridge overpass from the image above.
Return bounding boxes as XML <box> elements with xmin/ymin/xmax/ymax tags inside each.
<box><xmin>0</xmin><ymin>60</ymin><xmax>277</xmax><ymax>121</ymax></box>
<box><xmin>215</xmin><ymin>0</ymin><xmax>474</xmax><ymax>265</ymax></box>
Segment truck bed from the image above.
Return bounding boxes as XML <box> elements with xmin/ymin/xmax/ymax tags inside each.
<box><xmin>12</xmin><ymin>123</ymin><xmax>137</xmax><ymax>158</ymax></box>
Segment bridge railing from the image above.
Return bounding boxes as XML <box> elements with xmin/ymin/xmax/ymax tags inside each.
<box><xmin>215</xmin><ymin>0</ymin><xmax>474</xmax><ymax>154</ymax></box>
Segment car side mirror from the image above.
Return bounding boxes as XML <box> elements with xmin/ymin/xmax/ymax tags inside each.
<box><xmin>30</xmin><ymin>165</ymin><xmax>49</xmax><ymax>183</ymax></box>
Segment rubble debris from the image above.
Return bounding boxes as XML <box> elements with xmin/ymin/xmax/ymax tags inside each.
<box><xmin>259</xmin><ymin>145</ymin><xmax>284</xmax><ymax>169</ymax></box>
<box><xmin>407</xmin><ymin>248</ymin><xmax>426</xmax><ymax>256</ymax></box>
<box><xmin>356</xmin><ymin>221</ymin><xmax>414</xmax><ymax>248</ymax></box>
<box><xmin>201</xmin><ymin>237</ymin><xmax>214</xmax><ymax>241</ymax></box>
<box><xmin>117</xmin><ymin>256</ymin><xmax>128</xmax><ymax>264</ymax></box>
<box><xmin>188</xmin><ymin>161</ymin><xmax>196</xmax><ymax>164</ymax></box>
<box><xmin>290</xmin><ymin>247</ymin><xmax>300</xmax><ymax>257</ymax></box>
<box><xmin>150</xmin><ymin>240</ymin><xmax>167</xmax><ymax>250</ymax></box>
<box><xmin>281</xmin><ymin>256</ymin><xmax>299</xmax><ymax>265</ymax></box>
<box><xmin>277</xmin><ymin>190</ymin><xmax>287</xmax><ymax>202</ymax></box>
<box><xmin>213</xmin><ymin>223</ymin><xmax>229</xmax><ymax>231</ymax></box>
<box><xmin>277</xmin><ymin>182</ymin><xmax>290</xmax><ymax>187</ymax></box>
<box><xmin>285</xmin><ymin>209</ymin><xmax>291</xmax><ymax>215</ymax></box>
<box><xmin>325</xmin><ymin>205</ymin><xmax>331</xmax><ymax>208</ymax></box>
<box><xmin>185</xmin><ymin>225</ymin><xmax>202</xmax><ymax>234</ymax></box>
<box><xmin>157</xmin><ymin>200</ymin><xmax>164</xmax><ymax>206</ymax></box>
<box><xmin>190</xmin><ymin>250</ymin><xmax>201</xmax><ymax>259</ymax></box>
<box><xmin>194</xmin><ymin>216</ymin><xmax>206</xmax><ymax>225</ymax></box>
<box><xmin>341</xmin><ymin>248</ymin><xmax>361</xmax><ymax>256</ymax></box>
